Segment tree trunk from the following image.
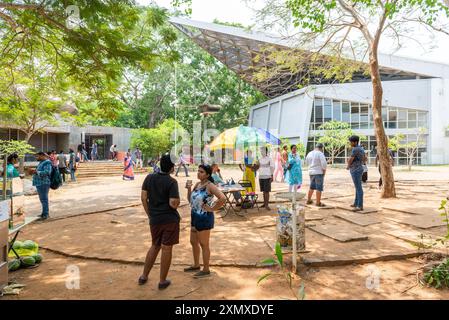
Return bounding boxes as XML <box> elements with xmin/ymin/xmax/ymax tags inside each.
<box><xmin>18</xmin><ymin>132</ymin><xmax>34</xmax><ymax>174</ymax></box>
<box><xmin>369</xmin><ymin>51</ymin><xmax>396</xmax><ymax>198</ymax></box>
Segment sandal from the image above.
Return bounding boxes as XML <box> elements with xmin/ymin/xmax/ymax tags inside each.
<box><xmin>138</xmin><ymin>276</ymin><xmax>148</xmax><ymax>285</ymax></box>
<box><xmin>194</xmin><ymin>271</ymin><xmax>211</xmax><ymax>279</ymax></box>
<box><xmin>306</xmin><ymin>200</ymin><xmax>313</xmax><ymax>205</ymax></box>
<box><xmin>316</xmin><ymin>203</ymin><xmax>326</xmax><ymax>207</ymax></box>
<box><xmin>184</xmin><ymin>266</ymin><xmax>201</xmax><ymax>272</ymax></box>
<box><xmin>158</xmin><ymin>279</ymin><xmax>171</xmax><ymax>290</ymax></box>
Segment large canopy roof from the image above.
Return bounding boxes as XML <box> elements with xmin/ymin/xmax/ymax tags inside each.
<box><xmin>170</xmin><ymin>17</ymin><xmax>448</xmax><ymax>99</ymax></box>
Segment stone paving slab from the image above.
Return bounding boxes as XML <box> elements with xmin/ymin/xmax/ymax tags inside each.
<box><xmin>382</xmin><ymin>205</ymin><xmax>440</xmax><ymax>216</ymax></box>
<box><xmin>306</xmin><ymin>204</ymin><xmax>336</xmax><ymax>210</ymax></box>
<box><xmin>333</xmin><ymin>211</ymin><xmax>381</xmax><ymax>226</ymax></box>
<box><xmin>335</xmin><ymin>204</ymin><xmax>379</xmax><ymax>214</ymax></box>
<box><xmin>385</xmin><ymin>214</ymin><xmax>447</xmax><ymax>229</ymax></box>
<box><xmin>307</xmin><ymin>223</ymin><xmax>369</xmax><ymax>242</ymax></box>
<box><xmin>386</xmin><ymin>229</ymin><xmax>437</xmax><ymax>248</ymax></box>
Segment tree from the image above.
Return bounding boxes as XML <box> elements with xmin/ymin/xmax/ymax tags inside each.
<box><xmin>389</xmin><ymin>127</ymin><xmax>427</xmax><ymax>171</ymax></box>
<box><xmin>0</xmin><ymin>140</ymin><xmax>34</xmax><ymax>157</ymax></box>
<box><xmin>314</xmin><ymin>121</ymin><xmax>359</xmax><ymax>165</ymax></box>
<box><xmin>0</xmin><ymin>53</ymin><xmax>76</xmax><ymax>143</ymax></box>
<box><xmin>93</xmin><ymin>33</ymin><xmax>265</xmax><ymax>133</ymax></box>
<box><xmin>130</xmin><ymin>119</ymin><xmax>184</xmax><ymax>160</ymax></box>
<box><xmin>0</xmin><ymin>2</ymin><xmax>178</xmax><ymax>117</ymax></box>
<box><xmin>251</xmin><ymin>0</ymin><xmax>449</xmax><ymax>198</ymax></box>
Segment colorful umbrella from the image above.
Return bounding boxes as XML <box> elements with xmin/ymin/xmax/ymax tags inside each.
<box><xmin>209</xmin><ymin>125</ymin><xmax>281</xmax><ymax>151</ymax></box>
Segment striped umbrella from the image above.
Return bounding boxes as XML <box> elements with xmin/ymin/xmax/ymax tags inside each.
<box><xmin>209</xmin><ymin>125</ymin><xmax>281</xmax><ymax>151</ymax></box>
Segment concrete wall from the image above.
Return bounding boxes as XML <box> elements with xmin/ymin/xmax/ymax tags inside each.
<box><xmin>249</xmin><ymin>88</ymin><xmax>315</xmax><ymax>147</ymax></box>
<box><xmin>429</xmin><ymin>78</ymin><xmax>449</xmax><ymax>164</ymax></box>
<box><xmin>313</xmin><ymin>79</ymin><xmax>431</xmax><ymax>111</ymax></box>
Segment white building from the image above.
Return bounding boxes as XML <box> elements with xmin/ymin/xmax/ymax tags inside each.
<box><xmin>171</xmin><ymin>17</ymin><xmax>449</xmax><ymax>165</ymax></box>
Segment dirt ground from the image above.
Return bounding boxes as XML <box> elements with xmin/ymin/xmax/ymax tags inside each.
<box><xmin>3</xmin><ymin>165</ymin><xmax>449</xmax><ymax>300</ymax></box>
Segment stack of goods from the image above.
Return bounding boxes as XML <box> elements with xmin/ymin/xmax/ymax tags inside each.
<box><xmin>276</xmin><ymin>203</ymin><xmax>306</xmax><ymax>250</ymax></box>
<box><xmin>8</xmin><ymin>240</ymin><xmax>43</xmax><ymax>272</ymax></box>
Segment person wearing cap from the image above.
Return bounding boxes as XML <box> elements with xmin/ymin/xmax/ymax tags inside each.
<box><xmin>305</xmin><ymin>143</ymin><xmax>327</xmax><ymax>207</ymax></box>
<box><xmin>29</xmin><ymin>152</ymin><xmax>53</xmax><ymax>220</ymax></box>
<box><xmin>139</xmin><ymin>153</ymin><xmax>181</xmax><ymax>290</ymax></box>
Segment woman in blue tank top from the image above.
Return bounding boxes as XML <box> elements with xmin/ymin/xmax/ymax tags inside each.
<box><xmin>185</xmin><ymin>164</ymin><xmax>226</xmax><ymax>279</ymax></box>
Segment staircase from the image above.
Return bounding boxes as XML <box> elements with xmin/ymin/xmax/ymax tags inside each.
<box><xmin>75</xmin><ymin>161</ymin><xmax>148</xmax><ymax>179</ymax></box>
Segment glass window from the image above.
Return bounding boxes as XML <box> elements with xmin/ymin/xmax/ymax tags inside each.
<box><xmin>360</xmin><ymin>104</ymin><xmax>368</xmax><ymax>127</ymax></box>
<box><xmin>323</xmin><ymin>99</ymin><xmax>332</xmax><ymax>122</ymax></box>
<box><xmin>388</xmin><ymin>109</ymin><xmax>397</xmax><ymax>129</ymax></box>
<box><xmin>333</xmin><ymin>100</ymin><xmax>341</xmax><ymax>121</ymax></box>
<box><xmin>398</xmin><ymin>109</ymin><xmax>407</xmax><ymax>121</ymax></box>
<box><xmin>315</xmin><ymin>104</ymin><xmax>323</xmax><ymax>124</ymax></box>
<box><xmin>418</xmin><ymin>112</ymin><xmax>427</xmax><ymax>127</ymax></box>
<box><xmin>342</xmin><ymin>102</ymin><xmax>350</xmax><ymax>122</ymax></box>
<box><xmin>408</xmin><ymin>110</ymin><xmax>417</xmax><ymax>128</ymax></box>
<box><xmin>351</xmin><ymin>103</ymin><xmax>360</xmax><ymax>128</ymax></box>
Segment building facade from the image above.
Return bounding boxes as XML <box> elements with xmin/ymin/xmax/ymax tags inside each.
<box><xmin>0</xmin><ymin>125</ymin><xmax>132</xmax><ymax>161</ymax></box>
<box><xmin>249</xmin><ymin>78</ymin><xmax>444</xmax><ymax>165</ymax></box>
<box><xmin>171</xmin><ymin>17</ymin><xmax>449</xmax><ymax>165</ymax></box>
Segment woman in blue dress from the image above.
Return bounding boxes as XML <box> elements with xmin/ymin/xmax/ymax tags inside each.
<box><xmin>286</xmin><ymin>144</ymin><xmax>303</xmax><ymax>192</ymax></box>
<box><xmin>185</xmin><ymin>164</ymin><xmax>226</xmax><ymax>278</ymax></box>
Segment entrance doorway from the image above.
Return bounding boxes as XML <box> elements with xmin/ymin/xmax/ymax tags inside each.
<box><xmin>84</xmin><ymin>134</ymin><xmax>113</xmax><ymax>160</ymax></box>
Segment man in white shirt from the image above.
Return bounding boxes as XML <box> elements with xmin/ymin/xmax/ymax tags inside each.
<box><xmin>305</xmin><ymin>143</ymin><xmax>327</xmax><ymax>207</ymax></box>
<box><xmin>256</xmin><ymin>146</ymin><xmax>275</xmax><ymax>210</ymax></box>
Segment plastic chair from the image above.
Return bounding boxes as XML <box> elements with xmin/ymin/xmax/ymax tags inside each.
<box><xmin>238</xmin><ymin>180</ymin><xmax>259</xmax><ymax>211</ymax></box>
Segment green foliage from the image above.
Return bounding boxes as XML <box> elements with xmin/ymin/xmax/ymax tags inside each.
<box><xmin>424</xmin><ymin>258</ymin><xmax>449</xmax><ymax>289</ymax></box>
<box><xmin>0</xmin><ymin>2</ymin><xmax>178</xmax><ymax>121</ymax></box>
<box><xmin>0</xmin><ymin>53</ymin><xmax>77</xmax><ymax>141</ymax></box>
<box><xmin>171</xmin><ymin>0</ymin><xmax>193</xmax><ymax>15</ymax></box>
<box><xmin>439</xmin><ymin>198</ymin><xmax>449</xmax><ymax>240</ymax></box>
<box><xmin>0</xmin><ymin>140</ymin><xmax>34</xmax><ymax>157</ymax></box>
<box><xmin>130</xmin><ymin>119</ymin><xmax>184</xmax><ymax>159</ymax></box>
<box><xmin>258</xmin><ymin>242</ymin><xmax>305</xmax><ymax>300</ymax></box>
<box><xmin>314</xmin><ymin>121</ymin><xmax>364</xmax><ymax>164</ymax></box>
<box><xmin>280</xmin><ymin>137</ymin><xmax>306</xmax><ymax>159</ymax></box>
<box><xmin>286</xmin><ymin>0</ymin><xmax>449</xmax><ymax>33</ymax></box>
<box><xmin>103</xmin><ymin>34</ymin><xmax>265</xmax><ymax>132</ymax></box>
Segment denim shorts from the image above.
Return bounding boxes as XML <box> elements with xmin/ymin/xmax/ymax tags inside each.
<box><xmin>191</xmin><ymin>211</ymin><xmax>215</xmax><ymax>231</ymax></box>
<box><xmin>310</xmin><ymin>174</ymin><xmax>324</xmax><ymax>192</ymax></box>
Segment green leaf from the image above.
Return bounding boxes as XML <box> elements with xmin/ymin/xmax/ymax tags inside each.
<box><xmin>257</xmin><ymin>272</ymin><xmax>272</xmax><ymax>285</ymax></box>
<box><xmin>275</xmin><ymin>242</ymin><xmax>283</xmax><ymax>266</ymax></box>
<box><xmin>260</xmin><ymin>258</ymin><xmax>278</xmax><ymax>266</ymax></box>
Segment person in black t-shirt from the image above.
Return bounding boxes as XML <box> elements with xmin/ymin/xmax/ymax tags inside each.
<box><xmin>138</xmin><ymin>153</ymin><xmax>180</xmax><ymax>290</ymax></box>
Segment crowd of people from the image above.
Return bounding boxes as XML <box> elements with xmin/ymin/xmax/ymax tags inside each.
<box><xmin>2</xmin><ymin>135</ymin><xmax>386</xmax><ymax>289</ymax></box>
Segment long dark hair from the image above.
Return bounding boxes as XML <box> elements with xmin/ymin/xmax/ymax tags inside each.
<box><xmin>7</xmin><ymin>153</ymin><xmax>18</xmax><ymax>164</ymax></box>
<box><xmin>199</xmin><ymin>164</ymin><xmax>214</xmax><ymax>183</ymax></box>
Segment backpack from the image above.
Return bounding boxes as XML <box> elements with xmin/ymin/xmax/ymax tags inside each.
<box><xmin>50</xmin><ymin>166</ymin><xmax>62</xmax><ymax>190</ymax></box>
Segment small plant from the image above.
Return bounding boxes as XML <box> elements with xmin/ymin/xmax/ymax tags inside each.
<box><xmin>423</xmin><ymin>258</ymin><xmax>449</xmax><ymax>289</ymax></box>
<box><xmin>420</xmin><ymin>199</ymin><xmax>449</xmax><ymax>289</ymax></box>
<box><xmin>258</xmin><ymin>242</ymin><xmax>305</xmax><ymax>300</ymax></box>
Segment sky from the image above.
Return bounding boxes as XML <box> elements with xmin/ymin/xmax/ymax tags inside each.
<box><xmin>138</xmin><ymin>0</ymin><xmax>449</xmax><ymax>64</ymax></box>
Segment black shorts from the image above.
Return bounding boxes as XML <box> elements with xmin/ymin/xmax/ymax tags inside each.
<box><xmin>150</xmin><ymin>222</ymin><xmax>180</xmax><ymax>246</ymax></box>
<box><xmin>259</xmin><ymin>178</ymin><xmax>272</xmax><ymax>192</ymax></box>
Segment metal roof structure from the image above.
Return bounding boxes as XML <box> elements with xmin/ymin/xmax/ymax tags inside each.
<box><xmin>169</xmin><ymin>17</ymin><xmax>448</xmax><ymax>99</ymax></box>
